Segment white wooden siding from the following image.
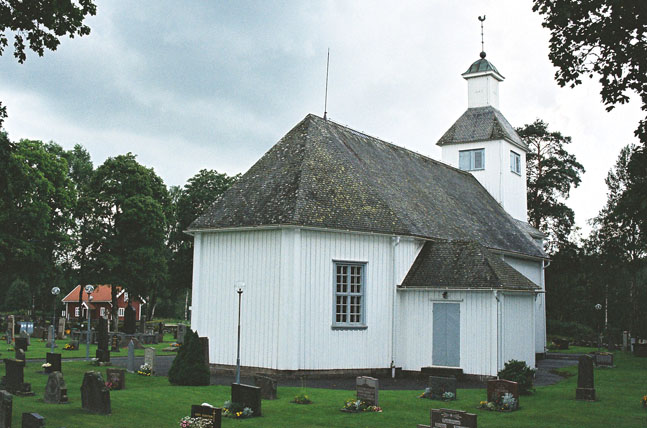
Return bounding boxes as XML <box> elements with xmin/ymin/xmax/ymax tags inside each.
<box><xmin>397</xmin><ymin>290</ymin><xmax>499</xmax><ymax>376</ymax></box>
<box><xmin>501</xmin><ymin>293</ymin><xmax>536</xmax><ymax>368</ymax></box>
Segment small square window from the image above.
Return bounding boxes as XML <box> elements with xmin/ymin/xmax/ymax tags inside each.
<box><xmin>100</xmin><ymin>307</ymin><xmax>105</xmax><ymax>317</ymax></box>
<box><xmin>459</xmin><ymin>149</ymin><xmax>485</xmax><ymax>171</ymax></box>
<box><xmin>118</xmin><ymin>307</ymin><xmax>125</xmax><ymax>317</ymax></box>
<box><xmin>75</xmin><ymin>307</ymin><xmax>80</xmax><ymax>317</ymax></box>
<box><xmin>510</xmin><ymin>151</ymin><xmax>521</xmax><ymax>175</ymax></box>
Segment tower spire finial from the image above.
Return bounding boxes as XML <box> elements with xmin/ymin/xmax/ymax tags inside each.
<box><xmin>478</xmin><ymin>15</ymin><xmax>486</xmax><ymax>58</ymax></box>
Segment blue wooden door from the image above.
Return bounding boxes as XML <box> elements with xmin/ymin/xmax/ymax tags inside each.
<box><xmin>432</xmin><ymin>303</ymin><xmax>460</xmax><ymax>367</ymax></box>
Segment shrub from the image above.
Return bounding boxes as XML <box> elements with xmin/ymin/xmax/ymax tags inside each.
<box><xmin>497</xmin><ymin>359</ymin><xmax>536</xmax><ymax>395</ymax></box>
<box><xmin>547</xmin><ymin>319</ymin><xmax>596</xmax><ymax>342</ymax></box>
<box><xmin>168</xmin><ymin>329</ymin><xmax>210</xmax><ymax>386</ymax></box>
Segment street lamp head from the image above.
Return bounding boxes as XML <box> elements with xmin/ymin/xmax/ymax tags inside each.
<box><xmin>595</xmin><ymin>303</ymin><xmax>602</xmax><ymax>310</ymax></box>
<box><xmin>84</xmin><ymin>284</ymin><xmax>94</xmax><ymax>294</ymax></box>
<box><xmin>89</xmin><ymin>295</ymin><xmax>94</xmax><ymax>302</ymax></box>
<box><xmin>234</xmin><ymin>281</ymin><xmax>246</xmax><ymax>294</ymax></box>
<box><xmin>51</xmin><ymin>287</ymin><xmax>60</xmax><ymax>296</ymax></box>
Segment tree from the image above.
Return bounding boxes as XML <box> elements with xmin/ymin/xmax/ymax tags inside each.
<box><xmin>167</xmin><ymin>170</ymin><xmax>238</xmax><ymax>318</ymax></box>
<box><xmin>168</xmin><ymin>329</ymin><xmax>210</xmax><ymax>386</ymax></box>
<box><xmin>532</xmin><ymin>0</ymin><xmax>647</xmax><ymax>144</ymax></box>
<box><xmin>517</xmin><ymin>119</ymin><xmax>585</xmax><ymax>252</ymax></box>
<box><xmin>85</xmin><ymin>153</ymin><xmax>169</xmax><ymax>326</ymax></box>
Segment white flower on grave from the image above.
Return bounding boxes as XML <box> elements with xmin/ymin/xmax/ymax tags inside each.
<box><xmin>42</xmin><ymin>363</ymin><xmax>51</xmax><ymax>368</ymax></box>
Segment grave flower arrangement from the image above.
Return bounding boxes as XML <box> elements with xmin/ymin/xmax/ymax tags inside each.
<box><xmin>222</xmin><ymin>400</ymin><xmax>253</xmax><ymax>419</ymax></box>
<box><xmin>63</xmin><ymin>343</ymin><xmax>76</xmax><ymax>350</ymax></box>
<box><xmin>41</xmin><ymin>363</ymin><xmax>51</xmax><ymax>369</ymax></box>
<box><xmin>292</xmin><ymin>393</ymin><xmax>312</xmax><ymax>404</ymax></box>
<box><xmin>442</xmin><ymin>391</ymin><xmax>456</xmax><ymax>401</ymax></box>
<box><xmin>419</xmin><ymin>387</ymin><xmax>432</xmax><ymax>399</ymax></box>
<box><xmin>137</xmin><ymin>363</ymin><xmax>152</xmax><ymax>376</ymax></box>
<box><xmin>341</xmin><ymin>398</ymin><xmax>382</xmax><ymax>413</ymax></box>
<box><xmin>178</xmin><ymin>416</ymin><xmax>212</xmax><ymax>428</ymax></box>
<box><xmin>641</xmin><ymin>395</ymin><xmax>647</xmax><ymax>408</ymax></box>
<box><xmin>478</xmin><ymin>393</ymin><xmax>518</xmax><ymax>412</ymax></box>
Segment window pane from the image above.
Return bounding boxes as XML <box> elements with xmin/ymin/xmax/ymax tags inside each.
<box><xmin>459</xmin><ymin>151</ymin><xmax>470</xmax><ymax>170</ymax></box>
<box><xmin>474</xmin><ymin>150</ymin><xmax>484</xmax><ymax>169</ymax></box>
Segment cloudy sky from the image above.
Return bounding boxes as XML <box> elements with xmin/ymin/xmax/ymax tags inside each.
<box><xmin>1</xmin><ymin>1</ymin><xmax>642</xmax><ymax>235</ymax></box>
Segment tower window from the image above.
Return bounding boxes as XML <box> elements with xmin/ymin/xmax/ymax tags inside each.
<box><xmin>459</xmin><ymin>149</ymin><xmax>485</xmax><ymax>171</ymax></box>
<box><xmin>510</xmin><ymin>151</ymin><xmax>521</xmax><ymax>175</ymax></box>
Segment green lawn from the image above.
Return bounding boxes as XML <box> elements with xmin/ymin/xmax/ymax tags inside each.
<box><xmin>4</xmin><ymin>351</ymin><xmax>647</xmax><ymax>427</ymax></box>
<box><xmin>3</xmin><ymin>333</ymin><xmax>179</xmax><ymax>360</ymax></box>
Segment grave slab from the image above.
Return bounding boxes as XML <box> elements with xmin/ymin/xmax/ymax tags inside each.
<box><xmin>44</xmin><ymin>372</ymin><xmax>68</xmax><ymax>404</ymax></box>
<box><xmin>431</xmin><ymin>408</ymin><xmax>477</xmax><ymax>428</ymax></box>
<box><xmin>231</xmin><ymin>383</ymin><xmax>261</xmax><ymax>417</ymax></box>
<box><xmin>356</xmin><ymin>376</ymin><xmax>379</xmax><ymax>406</ymax></box>
<box><xmin>80</xmin><ymin>371</ymin><xmax>111</xmax><ymax>414</ymax></box>
<box><xmin>254</xmin><ymin>375</ymin><xmax>278</xmax><ymax>400</ymax></box>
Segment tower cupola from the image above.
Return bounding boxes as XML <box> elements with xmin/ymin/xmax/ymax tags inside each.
<box><xmin>462</xmin><ymin>52</ymin><xmax>504</xmax><ymax>109</ymax></box>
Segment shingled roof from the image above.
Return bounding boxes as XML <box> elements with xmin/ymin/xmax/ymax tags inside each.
<box><xmin>189</xmin><ymin>114</ymin><xmax>545</xmax><ymax>259</ymax></box>
<box><xmin>436</xmin><ymin>106</ymin><xmax>527</xmax><ymax>151</ymax></box>
<box><xmin>399</xmin><ymin>241</ymin><xmax>539</xmax><ymax>291</ymax></box>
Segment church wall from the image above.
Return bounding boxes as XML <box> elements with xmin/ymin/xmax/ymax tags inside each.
<box><xmin>397</xmin><ymin>290</ymin><xmax>499</xmax><ymax>376</ymax></box>
<box><xmin>501</xmin><ymin>293</ymin><xmax>536</xmax><ymax>368</ymax></box>
<box><xmin>191</xmin><ymin>229</ymin><xmax>283</xmax><ymax>369</ymax></box>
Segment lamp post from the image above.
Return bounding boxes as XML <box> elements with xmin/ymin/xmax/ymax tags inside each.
<box><xmin>234</xmin><ymin>281</ymin><xmax>246</xmax><ymax>384</ymax></box>
<box><xmin>595</xmin><ymin>303</ymin><xmax>602</xmax><ymax>350</ymax></box>
<box><xmin>50</xmin><ymin>287</ymin><xmax>60</xmax><ymax>353</ymax></box>
<box><xmin>84</xmin><ymin>285</ymin><xmax>94</xmax><ymax>361</ymax></box>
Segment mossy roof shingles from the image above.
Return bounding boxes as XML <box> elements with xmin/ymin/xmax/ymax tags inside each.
<box><xmin>400</xmin><ymin>240</ymin><xmax>540</xmax><ymax>290</ymax></box>
<box><xmin>190</xmin><ymin>114</ymin><xmax>544</xmax><ymax>259</ymax></box>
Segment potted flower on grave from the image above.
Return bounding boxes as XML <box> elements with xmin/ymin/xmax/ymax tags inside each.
<box><xmin>340</xmin><ymin>398</ymin><xmax>382</xmax><ymax>413</ymax></box>
<box><xmin>178</xmin><ymin>416</ymin><xmax>212</xmax><ymax>427</ymax></box>
<box><xmin>642</xmin><ymin>395</ymin><xmax>647</xmax><ymax>408</ymax></box>
<box><xmin>137</xmin><ymin>363</ymin><xmax>152</xmax><ymax>376</ymax></box>
<box><xmin>222</xmin><ymin>401</ymin><xmax>253</xmax><ymax>419</ymax></box>
<box><xmin>41</xmin><ymin>362</ymin><xmax>52</xmax><ymax>374</ymax></box>
<box><xmin>291</xmin><ymin>393</ymin><xmax>312</xmax><ymax>404</ymax></box>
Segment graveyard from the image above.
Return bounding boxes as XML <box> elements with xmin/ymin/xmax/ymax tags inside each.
<box><xmin>0</xmin><ymin>347</ymin><xmax>645</xmax><ymax>427</ymax></box>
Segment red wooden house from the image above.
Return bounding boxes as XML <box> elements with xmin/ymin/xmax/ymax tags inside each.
<box><xmin>61</xmin><ymin>285</ymin><xmax>145</xmax><ymax>321</ymax></box>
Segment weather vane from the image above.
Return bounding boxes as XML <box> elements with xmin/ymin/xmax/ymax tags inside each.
<box><xmin>478</xmin><ymin>15</ymin><xmax>486</xmax><ymax>58</ymax></box>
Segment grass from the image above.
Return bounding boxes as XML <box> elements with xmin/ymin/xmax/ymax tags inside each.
<box><xmin>3</xmin><ymin>333</ymin><xmax>179</xmax><ymax>360</ymax></box>
<box><xmin>3</xmin><ymin>351</ymin><xmax>647</xmax><ymax>427</ymax></box>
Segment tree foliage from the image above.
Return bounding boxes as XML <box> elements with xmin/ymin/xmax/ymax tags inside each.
<box><xmin>0</xmin><ymin>0</ymin><xmax>97</xmax><ymax>63</ymax></box>
<box><xmin>518</xmin><ymin>119</ymin><xmax>585</xmax><ymax>252</ymax></box>
<box><xmin>168</xmin><ymin>329</ymin><xmax>210</xmax><ymax>386</ymax></box>
<box><xmin>532</xmin><ymin>0</ymin><xmax>647</xmax><ymax>143</ymax></box>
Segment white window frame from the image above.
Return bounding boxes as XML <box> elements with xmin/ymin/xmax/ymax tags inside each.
<box><xmin>332</xmin><ymin>261</ymin><xmax>367</xmax><ymax>329</ymax></box>
<box><xmin>459</xmin><ymin>148</ymin><xmax>485</xmax><ymax>171</ymax></box>
<box><xmin>510</xmin><ymin>150</ymin><xmax>521</xmax><ymax>175</ymax></box>
<box><xmin>100</xmin><ymin>307</ymin><xmax>105</xmax><ymax>317</ymax></box>
<box><xmin>118</xmin><ymin>307</ymin><xmax>125</xmax><ymax>317</ymax></box>
<box><xmin>75</xmin><ymin>307</ymin><xmax>80</xmax><ymax>317</ymax></box>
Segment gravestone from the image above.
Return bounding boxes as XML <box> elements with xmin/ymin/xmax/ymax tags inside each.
<box><xmin>429</xmin><ymin>376</ymin><xmax>457</xmax><ymax>400</ymax></box>
<box><xmin>430</xmin><ymin>409</ymin><xmax>477</xmax><ymax>428</ymax></box>
<box><xmin>177</xmin><ymin>324</ymin><xmax>187</xmax><ymax>344</ymax></box>
<box><xmin>594</xmin><ymin>352</ymin><xmax>614</xmax><ymax>367</ymax></box>
<box><xmin>144</xmin><ymin>348</ymin><xmax>155</xmax><ymax>374</ymax></box>
<box><xmin>57</xmin><ymin>318</ymin><xmax>66</xmax><ymax>340</ymax></box>
<box><xmin>110</xmin><ymin>335</ymin><xmax>120</xmax><ymax>352</ymax></box>
<box><xmin>7</xmin><ymin>316</ymin><xmax>14</xmax><ymax>345</ymax></box>
<box><xmin>44</xmin><ymin>372</ymin><xmax>68</xmax><ymax>404</ymax></box>
<box><xmin>0</xmin><ymin>390</ymin><xmax>12</xmax><ymax>428</ymax></box>
<box><xmin>199</xmin><ymin>337</ymin><xmax>209</xmax><ymax>369</ymax></box>
<box><xmin>19</xmin><ymin>331</ymin><xmax>29</xmax><ymax>347</ymax></box>
<box><xmin>575</xmin><ymin>355</ymin><xmax>596</xmax><ymax>400</ymax></box>
<box><xmin>191</xmin><ymin>404</ymin><xmax>222</xmax><ymax>428</ymax></box>
<box><xmin>46</xmin><ymin>326</ymin><xmax>56</xmax><ymax>349</ymax></box>
<box><xmin>622</xmin><ymin>331</ymin><xmax>629</xmax><ymax>351</ymax></box>
<box><xmin>139</xmin><ymin>315</ymin><xmax>146</xmax><ymax>334</ymax></box>
<box><xmin>157</xmin><ymin>322</ymin><xmax>165</xmax><ymax>343</ymax></box>
<box><xmin>254</xmin><ymin>375</ymin><xmax>278</xmax><ymax>400</ymax></box>
<box><xmin>80</xmin><ymin>371</ymin><xmax>111</xmax><ymax>414</ymax></box>
<box><xmin>14</xmin><ymin>338</ymin><xmax>28</xmax><ymax>354</ymax></box>
<box><xmin>634</xmin><ymin>343</ymin><xmax>647</xmax><ymax>357</ymax></box>
<box><xmin>126</xmin><ymin>340</ymin><xmax>135</xmax><ymax>373</ymax></box>
<box><xmin>123</xmin><ymin>304</ymin><xmax>136</xmax><ymax>335</ymax></box>
<box><xmin>607</xmin><ymin>333</ymin><xmax>616</xmax><ymax>351</ymax></box>
<box><xmin>21</xmin><ymin>413</ymin><xmax>45</xmax><ymax>428</ymax></box>
<box><xmin>106</xmin><ymin>368</ymin><xmax>126</xmax><ymax>390</ymax></box>
<box><xmin>95</xmin><ymin>318</ymin><xmax>110</xmax><ymax>363</ymax></box>
<box><xmin>356</xmin><ymin>376</ymin><xmax>379</xmax><ymax>406</ymax></box>
<box><xmin>46</xmin><ymin>353</ymin><xmax>62</xmax><ymax>373</ymax></box>
<box><xmin>486</xmin><ymin>379</ymin><xmax>519</xmax><ymax>403</ymax></box>
<box><xmin>1</xmin><ymin>359</ymin><xmax>33</xmax><ymax>396</ymax></box>
<box><xmin>231</xmin><ymin>383</ymin><xmax>262</xmax><ymax>417</ymax></box>
<box><xmin>14</xmin><ymin>349</ymin><xmax>25</xmax><ymax>362</ymax></box>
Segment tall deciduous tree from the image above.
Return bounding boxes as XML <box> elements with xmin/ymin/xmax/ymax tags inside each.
<box><xmin>532</xmin><ymin>0</ymin><xmax>647</xmax><ymax>143</ymax></box>
<box><xmin>518</xmin><ymin>119</ymin><xmax>585</xmax><ymax>252</ymax></box>
<box><xmin>86</xmin><ymin>153</ymin><xmax>169</xmax><ymax>326</ymax></box>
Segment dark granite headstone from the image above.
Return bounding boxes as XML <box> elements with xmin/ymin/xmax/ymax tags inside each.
<box><xmin>1</xmin><ymin>359</ymin><xmax>33</xmax><ymax>396</ymax></box>
<box><xmin>231</xmin><ymin>383</ymin><xmax>262</xmax><ymax>417</ymax></box>
<box><xmin>594</xmin><ymin>352</ymin><xmax>614</xmax><ymax>367</ymax></box>
<box><xmin>576</xmin><ymin>355</ymin><xmax>595</xmax><ymax>400</ymax></box>
<box><xmin>21</xmin><ymin>413</ymin><xmax>44</xmax><ymax>428</ymax></box>
<box><xmin>487</xmin><ymin>379</ymin><xmax>519</xmax><ymax>403</ymax></box>
<box><xmin>14</xmin><ymin>349</ymin><xmax>24</xmax><ymax>362</ymax></box>
<box><xmin>254</xmin><ymin>375</ymin><xmax>277</xmax><ymax>400</ymax></box>
<box><xmin>44</xmin><ymin>372</ymin><xmax>68</xmax><ymax>404</ymax></box>
<box><xmin>634</xmin><ymin>343</ymin><xmax>647</xmax><ymax>357</ymax></box>
<box><xmin>80</xmin><ymin>371</ymin><xmax>111</xmax><ymax>414</ymax></box>
<box><xmin>106</xmin><ymin>368</ymin><xmax>126</xmax><ymax>390</ymax></box>
<box><xmin>191</xmin><ymin>405</ymin><xmax>222</xmax><ymax>428</ymax></box>
<box><xmin>46</xmin><ymin>353</ymin><xmax>62</xmax><ymax>373</ymax></box>
<box><xmin>0</xmin><ymin>390</ymin><xmax>12</xmax><ymax>428</ymax></box>
<box><xmin>199</xmin><ymin>337</ymin><xmax>209</xmax><ymax>369</ymax></box>
<box><xmin>123</xmin><ymin>304</ymin><xmax>136</xmax><ymax>335</ymax></box>
<box><xmin>14</xmin><ymin>338</ymin><xmax>27</xmax><ymax>354</ymax></box>
<box><xmin>95</xmin><ymin>318</ymin><xmax>110</xmax><ymax>363</ymax></box>
<box><xmin>429</xmin><ymin>376</ymin><xmax>457</xmax><ymax>400</ymax></box>
<box><xmin>430</xmin><ymin>408</ymin><xmax>477</xmax><ymax>428</ymax></box>
<box><xmin>356</xmin><ymin>376</ymin><xmax>379</xmax><ymax>406</ymax></box>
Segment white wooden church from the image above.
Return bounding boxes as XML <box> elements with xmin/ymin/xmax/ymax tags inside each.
<box><xmin>188</xmin><ymin>51</ymin><xmax>547</xmax><ymax>378</ymax></box>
